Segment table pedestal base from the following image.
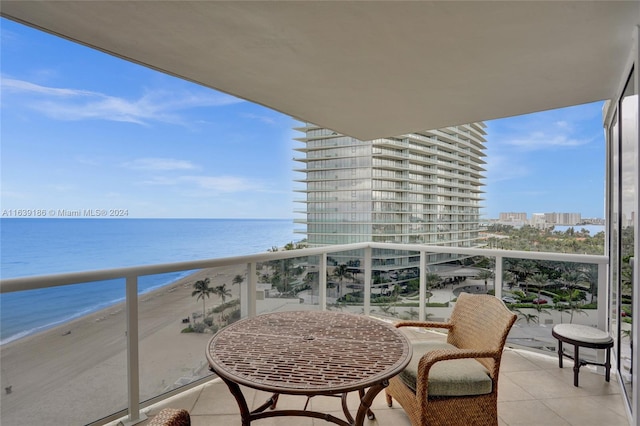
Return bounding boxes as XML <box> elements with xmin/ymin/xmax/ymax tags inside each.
<box><xmin>218</xmin><ymin>374</ymin><xmax>385</xmax><ymax>426</ymax></box>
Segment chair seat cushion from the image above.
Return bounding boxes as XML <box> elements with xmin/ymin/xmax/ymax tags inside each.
<box><xmin>398</xmin><ymin>341</ymin><xmax>492</xmax><ymax>397</ymax></box>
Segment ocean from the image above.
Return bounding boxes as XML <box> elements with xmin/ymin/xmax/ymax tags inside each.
<box><xmin>0</xmin><ymin>218</ymin><xmax>298</xmax><ymax>344</ymax></box>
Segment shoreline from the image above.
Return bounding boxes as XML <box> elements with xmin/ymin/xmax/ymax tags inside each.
<box><xmin>0</xmin><ymin>264</ymin><xmax>245</xmax><ymax>426</ymax></box>
<box><xmin>0</xmin><ymin>269</ymin><xmax>199</xmax><ymax>348</ymax></box>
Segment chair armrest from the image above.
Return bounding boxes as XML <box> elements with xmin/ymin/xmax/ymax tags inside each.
<box><xmin>415</xmin><ymin>347</ymin><xmax>499</xmax><ymax>400</ymax></box>
<box><xmin>395</xmin><ymin>320</ymin><xmax>453</xmax><ymax>330</ymax></box>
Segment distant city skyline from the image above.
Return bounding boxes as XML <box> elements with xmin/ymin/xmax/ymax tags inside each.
<box><xmin>492</xmin><ymin>211</ymin><xmax>604</xmax><ymax>220</ymax></box>
<box><xmin>1</xmin><ymin>19</ymin><xmax>605</xmax><ymax>220</ymax></box>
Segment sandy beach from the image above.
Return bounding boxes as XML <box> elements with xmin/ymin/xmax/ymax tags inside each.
<box><xmin>0</xmin><ymin>265</ymin><xmax>245</xmax><ymax>426</ymax></box>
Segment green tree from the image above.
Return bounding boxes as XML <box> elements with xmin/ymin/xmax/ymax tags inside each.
<box><xmin>525</xmin><ymin>273</ymin><xmax>552</xmax><ymax>324</ymax></box>
<box><xmin>554</xmin><ymin>302</ymin><xmax>569</xmax><ymax>323</ymax></box>
<box><xmin>425</xmin><ymin>273</ymin><xmax>441</xmax><ymax>303</ymax></box>
<box><xmin>192</xmin><ymin>277</ymin><xmax>213</xmax><ymax>321</ymax></box>
<box><xmin>503</xmin><ymin>270</ymin><xmax>516</xmax><ymax>290</ymax></box>
<box><xmin>513</xmin><ymin>308</ymin><xmax>538</xmax><ymax>325</ymax></box>
<box><xmin>333</xmin><ymin>264</ymin><xmax>353</xmax><ymax>298</ymax></box>
<box><xmin>476</xmin><ymin>269</ymin><xmax>494</xmax><ymax>291</ymax></box>
<box><xmin>214</xmin><ymin>283</ymin><xmax>232</xmax><ymax>304</ymax></box>
<box><xmin>577</xmin><ymin>264</ymin><xmax>598</xmax><ymax>303</ymax></box>
<box><xmin>513</xmin><ymin>261</ymin><xmax>539</xmax><ymax>291</ymax></box>
<box><xmin>212</xmin><ymin>283</ymin><xmax>232</xmax><ymax>322</ymax></box>
<box><xmin>407</xmin><ymin>308</ymin><xmax>419</xmax><ymax>320</ymax></box>
<box><xmin>232</xmin><ymin>274</ymin><xmax>244</xmax><ymax>287</ymax></box>
<box><xmin>527</xmin><ymin>273</ymin><xmax>549</xmax><ymax>300</ymax></box>
<box><xmin>557</xmin><ymin>271</ymin><xmax>588</xmax><ymax>323</ymax></box>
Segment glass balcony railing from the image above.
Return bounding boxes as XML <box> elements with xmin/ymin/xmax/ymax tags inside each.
<box><xmin>0</xmin><ymin>242</ymin><xmax>608</xmax><ymax>426</ymax></box>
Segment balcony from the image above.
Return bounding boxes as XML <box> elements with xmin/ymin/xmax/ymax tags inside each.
<box><xmin>134</xmin><ymin>341</ymin><xmax>628</xmax><ymax>426</ymax></box>
<box><xmin>0</xmin><ymin>242</ymin><xmax>629</xmax><ymax>425</ymax></box>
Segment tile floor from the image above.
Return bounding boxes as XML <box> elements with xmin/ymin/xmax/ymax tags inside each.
<box><xmin>134</xmin><ymin>330</ymin><xmax>631</xmax><ymax>426</ymax></box>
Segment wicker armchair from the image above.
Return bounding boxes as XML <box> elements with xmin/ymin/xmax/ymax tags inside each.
<box><xmin>147</xmin><ymin>408</ymin><xmax>190</xmax><ymax>426</ymax></box>
<box><xmin>385</xmin><ymin>292</ymin><xmax>516</xmax><ymax>426</ymax></box>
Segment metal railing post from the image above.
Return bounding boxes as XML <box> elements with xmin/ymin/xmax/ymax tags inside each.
<box><xmin>494</xmin><ymin>255</ymin><xmax>503</xmax><ymax>300</ymax></box>
<box><xmin>363</xmin><ymin>247</ymin><xmax>372</xmax><ymax>316</ymax></box>
<box><xmin>419</xmin><ymin>251</ymin><xmax>426</xmax><ymax>321</ymax></box>
<box><xmin>597</xmin><ymin>262</ymin><xmax>607</xmax><ymax>332</ymax></box>
<box><xmin>319</xmin><ymin>253</ymin><xmax>327</xmax><ymax>310</ymax></box>
<box><xmin>122</xmin><ymin>276</ymin><xmax>146</xmax><ymax>426</ymax></box>
<box><xmin>248</xmin><ymin>262</ymin><xmax>257</xmax><ymax>318</ymax></box>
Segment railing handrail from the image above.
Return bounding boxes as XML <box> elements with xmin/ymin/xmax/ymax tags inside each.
<box><xmin>0</xmin><ymin>241</ymin><xmax>609</xmax><ymax>426</ymax></box>
<box><xmin>0</xmin><ymin>242</ymin><xmax>607</xmax><ymax>294</ymax></box>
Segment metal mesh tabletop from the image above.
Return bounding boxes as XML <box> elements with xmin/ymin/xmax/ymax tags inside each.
<box><xmin>206</xmin><ymin>311</ymin><xmax>411</xmax><ymax>395</ymax></box>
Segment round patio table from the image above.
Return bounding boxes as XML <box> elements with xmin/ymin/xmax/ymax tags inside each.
<box><xmin>206</xmin><ymin>310</ymin><xmax>412</xmax><ymax>426</ymax></box>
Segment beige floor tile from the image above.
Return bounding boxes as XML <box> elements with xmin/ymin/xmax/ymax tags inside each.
<box><xmin>143</xmin><ymin>386</ymin><xmax>203</xmax><ymax>418</ymax></box>
<box><xmin>506</xmin><ymin>370</ymin><xmax>588</xmax><ymax>400</ymax></box>
<box><xmin>501</xmin><ymin>349</ymin><xmax>544</xmax><ymax>372</ymax></box>
<box><xmin>591</xmin><ymin>393</ymin><xmax>630</xmax><ymax>416</ymax></box>
<box><xmin>498</xmin><ymin>374</ymin><xmax>535</xmax><ymax>402</ymax></box>
<box><xmin>541</xmin><ymin>395</ymin><xmax>629</xmax><ymax>426</ymax></box>
<box><xmin>189</xmin><ymin>381</ymin><xmax>243</xmax><ymax>415</ymax></box>
<box><xmin>499</xmin><ymin>400</ymin><xmax>571</xmax><ymax>425</ymax></box>
<box><xmin>190</xmin><ymin>413</ymin><xmax>238</xmax><ymax>426</ymax></box>
<box><xmin>511</xmin><ymin>348</ymin><xmax>563</xmax><ymax>371</ymax></box>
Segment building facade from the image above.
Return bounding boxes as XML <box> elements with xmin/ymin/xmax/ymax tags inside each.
<box><xmin>499</xmin><ymin>212</ymin><xmax>528</xmax><ymax>222</ymax></box>
<box><xmin>294</xmin><ymin>122</ymin><xmax>487</xmax><ymax>274</ymax></box>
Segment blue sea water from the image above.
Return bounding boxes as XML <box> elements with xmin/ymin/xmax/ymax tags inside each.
<box><xmin>0</xmin><ymin>218</ymin><xmax>299</xmax><ymax>344</ymax></box>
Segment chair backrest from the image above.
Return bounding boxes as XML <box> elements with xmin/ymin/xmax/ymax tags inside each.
<box><xmin>447</xmin><ymin>292</ymin><xmax>517</xmax><ymax>374</ymax></box>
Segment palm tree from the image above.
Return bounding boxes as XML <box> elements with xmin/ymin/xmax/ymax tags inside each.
<box><xmin>527</xmin><ymin>273</ymin><xmax>549</xmax><ymax>300</ymax></box>
<box><xmin>192</xmin><ymin>278</ymin><xmax>213</xmax><ymax>321</ymax></box>
<box><xmin>425</xmin><ymin>273</ymin><xmax>440</xmax><ymax>303</ymax></box>
<box><xmin>503</xmin><ymin>270</ymin><xmax>516</xmax><ymax>290</ymax></box>
<box><xmin>559</xmin><ymin>271</ymin><xmax>586</xmax><ymax>323</ymax></box>
<box><xmin>526</xmin><ymin>273</ymin><xmax>551</xmax><ymax>325</ymax></box>
<box><xmin>476</xmin><ymin>269</ymin><xmax>494</xmax><ymax>291</ymax></box>
<box><xmin>232</xmin><ymin>274</ymin><xmax>244</xmax><ymax>287</ymax></box>
<box><xmin>214</xmin><ymin>283</ymin><xmax>232</xmax><ymax>304</ymax></box>
<box><xmin>407</xmin><ymin>308</ymin><xmax>419</xmax><ymax>320</ymax></box>
<box><xmin>212</xmin><ymin>283</ymin><xmax>232</xmax><ymax>323</ymax></box>
<box><xmin>577</xmin><ymin>264</ymin><xmax>598</xmax><ymax>303</ymax></box>
<box><xmin>332</xmin><ymin>264</ymin><xmax>353</xmax><ymax>298</ymax></box>
<box><xmin>511</xmin><ymin>260</ymin><xmax>539</xmax><ymax>291</ymax></box>
<box><xmin>513</xmin><ymin>308</ymin><xmax>539</xmax><ymax>325</ymax></box>
<box><xmin>554</xmin><ymin>302</ymin><xmax>569</xmax><ymax>323</ymax></box>
<box><xmin>391</xmin><ymin>284</ymin><xmax>402</xmax><ymax>315</ymax></box>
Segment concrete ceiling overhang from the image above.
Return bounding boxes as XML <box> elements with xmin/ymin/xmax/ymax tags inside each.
<box><xmin>2</xmin><ymin>1</ymin><xmax>638</xmax><ymax>140</ymax></box>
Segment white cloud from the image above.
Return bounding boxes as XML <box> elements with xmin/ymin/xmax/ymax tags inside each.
<box><xmin>241</xmin><ymin>112</ymin><xmax>277</xmax><ymax>125</ymax></box>
<box><xmin>46</xmin><ymin>183</ymin><xmax>76</xmax><ymax>192</ymax></box>
<box><xmin>1</xmin><ymin>77</ymin><xmax>244</xmax><ymax>125</ymax></box>
<box><xmin>74</xmin><ymin>155</ymin><xmax>101</xmax><ymax>166</ymax></box>
<box><xmin>0</xmin><ymin>189</ymin><xmax>29</xmax><ymax>200</ymax></box>
<box><xmin>506</xmin><ymin>132</ymin><xmax>586</xmax><ymax>150</ymax></box>
<box><xmin>181</xmin><ymin>176</ymin><xmax>259</xmax><ymax>192</ymax></box>
<box><xmin>122</xmin><ymin>158</ymin><xmax>199</xmax><ymax>171</ymax></box>
<box><xmin>137</xmin><ymin>174</ymin><xmax>260</xmax><ymax>194</ymax></box>
<box><xmin>2</xmin><ymin>78</ymin><xmax>93</xmax><ymax>97</ymax></box>
<box><xmin>484</xmin><ymin>155</ymin><xmax>530</xmax><ymax>183</ymax></box>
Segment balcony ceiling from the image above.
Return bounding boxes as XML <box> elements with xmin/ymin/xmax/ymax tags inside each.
<box><xmin>2</xmin><ymin>1</ymin><xmax>638</xmax><ymax>140</ymax></box>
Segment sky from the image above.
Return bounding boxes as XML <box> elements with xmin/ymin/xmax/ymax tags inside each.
<box><xmin>1</xmin><ymin>19</ymin><xmax>606</xmax><ymax>220</ymax></box>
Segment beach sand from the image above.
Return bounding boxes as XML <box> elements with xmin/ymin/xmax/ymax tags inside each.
<box><xmin>0</xmin><ymin>265</ymin><xmax>245</xmax><ymax>426</ymax></box>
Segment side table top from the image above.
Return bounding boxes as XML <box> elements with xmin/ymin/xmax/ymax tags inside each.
<box><xmin>552</xmin><ymin>323</ymin><xmax>613</xmax><ymax>344</ymax></box>
<box><xmin>206</xmin><ymin>310</ymin><xmax>412</xmax><ymax>395</ymax></box>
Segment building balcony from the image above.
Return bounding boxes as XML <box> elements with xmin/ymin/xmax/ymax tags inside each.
<box><xmin>0</xmin><ymin>242</ymin><xmax>630</xmax><ymax>425</ymax></box>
